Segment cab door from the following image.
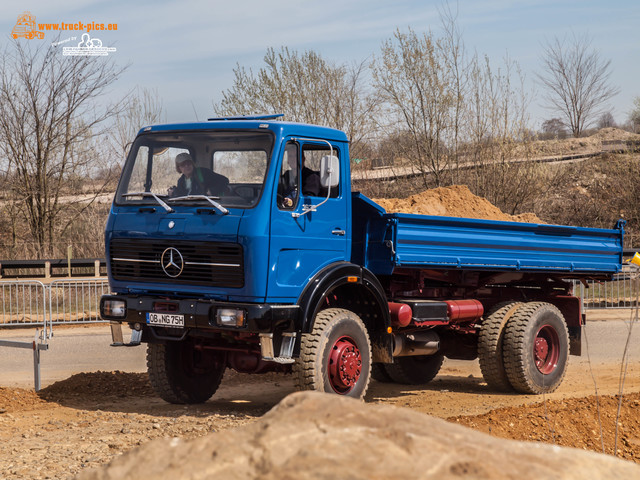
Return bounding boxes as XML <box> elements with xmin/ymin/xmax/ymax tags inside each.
<box><xmin>267</xmin><ymin>139</ymin><xmax>349</xmax><ymax>301</ymax></box>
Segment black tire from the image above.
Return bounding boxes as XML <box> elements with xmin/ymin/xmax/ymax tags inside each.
<box><xmin>371</xmin><ymin>363</ymin><xmax>394</xmax><ymax>383</ymax></box>
<box><xmin>293</xmin><ymin>308</ymin><xmax>371</xmax><ymax>399</ymax></box>
<box><xmin>147</xmin><ymin>339</ymin><xmax>226</xmax><ymax>404</ymax></box>
<box><xmin>503</xmin><ymin>302</ymin><xmax>569</xmax><ymax>394</ymax></box>
<box><xmin>478</xmin><ymin>301</ymin><xmax>522</xmax><ymax>392</ymax></box>
<box><xmin>383</xmin><ymin>354</ymin><xmax>444</xmax><ymax>385</ymax></box>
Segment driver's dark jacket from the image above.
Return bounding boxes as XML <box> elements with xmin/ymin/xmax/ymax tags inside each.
<box><xmin>173</xmin><ymin>168</ymin><xmax>229</xmax><ymax>197</ymax></box>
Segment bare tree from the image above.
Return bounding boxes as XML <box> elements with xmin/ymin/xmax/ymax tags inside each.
<box><xmin>372</xmin><ymin>15</ymin><xmax>536</xmax><ymax>209</ymax></box>
<box><xmin>371</xmin><ymin>28</ymin><xmax>457</xmax><ymax>187</ymax></box>
<box><xmin>537</xmin><ymin>34</ymin><xmax>619</xmax><ymax>137</ymax></box>
<box><xmin>628</xmin><ymin>96</ymin><xmax>640</xmax><ymax>133</ymax></box>
<box><xmin>0</xmin><ymin>39</ymin><xmax>127</xmax><ymax>256</ymax></box>
<box><xmin>111</xmin><ymin>86</ymin><xmax>164</xmax><ymax>160</ymax></box>
<box><xmin>463</xmin><ymin>53</ymin><xmax>537</xmax><ymax>214</ymax></box>
<box><xmin>214</xmin><ymin>47</ymin><xmax>377</xmax><ymax>160</ymax></box>
<box><xmin>438</xmin><ymin>2</ymin><xmax>469</xmax><ymax>183</ymax></box>
<box><xmin>597</xmin><ymin>111</ymin><xmax>616</xmax><ymax>129</ymax></box>
<box><xmin>541</xmin><ymin>118</ymin><xmax>567</xmax><ymax>139</ymax></box>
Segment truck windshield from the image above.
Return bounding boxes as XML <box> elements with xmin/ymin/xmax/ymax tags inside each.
<box><xmin>116</xmin><ymin>130</ymin><xmax>274</xmax><ymax>209</ymax></box>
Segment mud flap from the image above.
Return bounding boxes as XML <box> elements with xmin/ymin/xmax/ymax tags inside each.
<box><xmin>568</xmin><ymin>325</ymin><xmax>581</xmax><ymax>356</ymax></box>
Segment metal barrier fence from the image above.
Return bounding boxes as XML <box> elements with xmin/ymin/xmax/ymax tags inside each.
<box><xmin>49</xmin><ymin>279</ymin><xmax>110</xmax><ymax>324</ymax></box>
<box><xmin>0</xmin><ymin>280</ymin><xmax>50</xmax><ymax>329</ymax></box>
<box><xmin>0</xmin><ymin>278</ymin><xmax>110</xmax><ymax>390</ymax></box>
<box><xmin>1</xmin><ymin>280</ymin><xmax>52</xmax><ymax>390</ymax></box>
<box><xmin>0</xmin><ymin>278</ymin><xmax>110</xmax><ymax>328</ymax></box>
<box><xmin>575</xmin><ymin>268</ymin><xmax>639</xmax><ymax>309</ymax></box>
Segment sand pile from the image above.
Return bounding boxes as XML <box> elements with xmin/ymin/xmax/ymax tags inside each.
<box><xmin>374</xmin><ymin>185</ymin><xmax>542</xmax><ymax>223</ymax></box>
<box><xmin>0</xmin><ymin>386</ymin><xmax>49</xmax><ymax>413</ymax></box>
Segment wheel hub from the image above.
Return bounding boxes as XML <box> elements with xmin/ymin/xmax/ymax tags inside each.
<box><xmin>535</xmin><ymin>337</ymin><xmax>549</xmax><ymax>361</ymax></box>
<box><xmin>328</xmin><ymin>336</ymin><xmax>362</xmax><ymax>394</ymax></box>
<box><xmin>534</xmin><ymin>325</ymin><xmax>560</xmax><ymax>374</ymax></box>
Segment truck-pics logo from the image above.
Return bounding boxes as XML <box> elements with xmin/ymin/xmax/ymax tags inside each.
<box><xmin>12</xmin><ymin>11</ymin><xmax>44</xmax><ymax>39</ymax></box>
<box><xmin>10</xmin><ymin>10</ymin><xmax>118</xmax><ymax>45</ymax></box>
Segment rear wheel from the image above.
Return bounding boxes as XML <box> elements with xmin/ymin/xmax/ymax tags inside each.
<box><xmin>383</xmin><ymin>354</ymin><xmax>444</xmax><ymax>385</ymax></box>
<box><xmin>371</xmin><ymin>363</ymin><xmax>394</xmax><ymax>383</ymax></box>
<box><xmin>478</xmin><ymin>301</ymin><xmax>522</xmax><ymax>392</ymax></box>
<box><xmin>503</xmin><ymin>302</ymin><xmax>569</xmax><ymax>394</ymax></box>
<box><xmin>293</xmin><ymin>308</ymin><xmax>371</xmax><ymax>399</ymax></box>
<box><xmin>147</xmin><ymin>339</ymin><xmax>226</xmax><ymax>404</ymax></box>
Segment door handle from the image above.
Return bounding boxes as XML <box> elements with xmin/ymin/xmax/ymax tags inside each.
<box><xmin>332</xmin><ymin>229</ymin><xmax>346</xmax><ymax>236</ymax></box>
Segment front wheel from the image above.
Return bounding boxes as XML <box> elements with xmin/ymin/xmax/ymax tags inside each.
<box><xmin>147</xmin><ymin>339</ymin><xmax>226</xmax><ymax>404</ymax></box>
<box><xmin>293</xmin><ymin>308</ymin><xmax>371</xmax><ymax>399</ymax></box>
<box><xmin>502</xmin><ymin>302</ymin><xmax>569</xmax><ymax>394</ymax></box>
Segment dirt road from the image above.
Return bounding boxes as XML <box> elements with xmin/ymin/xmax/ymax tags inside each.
<box><xmin>0</xmin><ymin>310</ymin><xmax>638</xmax><ymax>478</ymax></box>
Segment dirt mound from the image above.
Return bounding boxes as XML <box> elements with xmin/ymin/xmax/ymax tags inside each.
<box><xmin>38</xmin><ymin>371</ymin><xmax>154</xmax><ymax>401</ymax></box>
<box><xmin>77</xmin><ymin>391</ymin><xmax>640</xmax><ymax>480</ymax></box>
<box><xmin>593</xmin><ymin>127</ymin><xmax>640</xmax><ymax>142</ymax></box>
<box><xmin>528</xmin><ymin>128</ymin><xmax>640</xmax><ymax>157</ymax></box>
<box><xmin>0</xmin><ymin>386</ymin><xmax>49</xmax><ymax>413</ymax></box>
<box><xmin>452</xmin><ymin>392</ymin><xmax>640</xmax><ymax>463</ymax></box>
<box><xmin>374</xmin><ymin>184</ymin><xmax>543</xmax><ymax>223</ymax></box>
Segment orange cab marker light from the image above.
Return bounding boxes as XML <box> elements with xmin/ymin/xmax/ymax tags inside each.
<box><xmin>347</xmin><ymin>276</ymin><xmax>358</xmax><ymax>283</ymax></box>
<box><xmin>387</xmin><ymin>326</ymin><xmax>393</xmax><ymax>334</ymax></box>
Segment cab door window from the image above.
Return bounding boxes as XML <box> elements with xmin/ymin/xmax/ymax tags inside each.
<box><xmin>302</xmin><ymin>144</ymin><xmax>340</xmax><ymax>198</ymax></box>
<box><xmin>278</xmin><ymin>142</ymin><xmax>299</xmax><ymax>210</ymax></box>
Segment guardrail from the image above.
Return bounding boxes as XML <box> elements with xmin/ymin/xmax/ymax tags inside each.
<box><xmin>0</xmin><ymin>258</ymin><xmax>106</xmax><ymax>279</ymax></box>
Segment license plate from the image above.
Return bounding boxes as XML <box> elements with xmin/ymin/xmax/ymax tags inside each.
<box><xmin>146</xmin><ymin>312</ymin><xmax>184</xmax><ymax>328</ymax></box>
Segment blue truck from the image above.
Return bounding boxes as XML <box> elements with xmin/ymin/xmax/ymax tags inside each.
<box><xmin>100</xmin><ymin>114</ymin><xmax>625</xmax><ymax>403</ymax></box>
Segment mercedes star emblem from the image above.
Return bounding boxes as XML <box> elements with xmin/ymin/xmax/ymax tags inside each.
<box><xmin>161</xmin><ymin>247</ymin><xmax>184</xmax><ymax>278</ymax></box>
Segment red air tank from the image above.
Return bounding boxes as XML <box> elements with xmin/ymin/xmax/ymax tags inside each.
<box><xmin>445</xmin><ymin>299</ymin><xmax>484</xmax><ymax>322</ymax></box>
<box><xmin>388</xmin><ymin>302</ymin><xmax>412</xmax><ymax>327</ymax></box>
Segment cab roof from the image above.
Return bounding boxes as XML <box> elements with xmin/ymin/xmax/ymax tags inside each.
<box><xmin>137</xmin><ymin>115</ymin><xmax>349</xmax><ymax>143</ymax></box>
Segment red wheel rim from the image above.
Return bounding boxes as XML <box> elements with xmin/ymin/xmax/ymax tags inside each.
<box><xmin>328</xmin><ymin>336</ymin><xmax>362</xmax><ymax>394</ymax></box>
<box><xmin>534</xmin><ymin>325</ymin><xmax>560</xmax><ymax>374</ymax></box>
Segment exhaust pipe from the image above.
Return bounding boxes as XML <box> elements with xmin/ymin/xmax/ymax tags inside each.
<box><xmin>393</xmin><ymin>331</ymin><xmax>440</xmax><ymax>357</ymax></box>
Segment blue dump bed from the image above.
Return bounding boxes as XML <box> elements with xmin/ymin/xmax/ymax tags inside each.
<box><xmin>351</xmin><ymin>193</ymin><xmax>624</xmax><ymax>277</ymax></box>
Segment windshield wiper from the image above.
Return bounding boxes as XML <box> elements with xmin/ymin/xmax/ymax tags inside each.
<box><xmin>122</xmin><ymin>192</ymin><xmax>174</xmax><ymax>213</ymax></box>
<box><xmin>169</xmin><ymin>195</ymin><xmax>229</xmax><ymax>215</ymax></box>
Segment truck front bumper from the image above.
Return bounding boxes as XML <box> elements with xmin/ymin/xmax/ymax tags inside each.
<box><xmin>100</xmin><ymin>294</ymin><xmax>300</xmax><ymax>334</ymax></box>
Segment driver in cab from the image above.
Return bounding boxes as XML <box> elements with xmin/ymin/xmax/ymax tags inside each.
<box><xmin>168</xmin><ymin>152</ymin><xmax>228</xmax><ymax>197</ymax></box>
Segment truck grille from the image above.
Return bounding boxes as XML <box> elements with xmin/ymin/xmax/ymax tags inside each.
<box><xmin>109</xmin><ymin>239</ymin><xmax>244</xmax><ymax>288</ymax></box>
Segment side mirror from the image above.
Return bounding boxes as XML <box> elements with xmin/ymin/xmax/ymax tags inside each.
<box><xmin>320</xmin><ymin>155</ymin><xmax>339</xmax><ymax>188</ymax></box>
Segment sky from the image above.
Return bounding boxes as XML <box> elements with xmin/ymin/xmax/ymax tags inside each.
<box><xmin>2</xmin><ymin>0</ymin><xmax>639</xmax><ymax>130</ymax></box>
